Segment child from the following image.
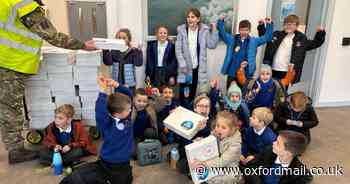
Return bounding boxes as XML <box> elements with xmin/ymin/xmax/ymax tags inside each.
<box><xmin>240</xmin><ymin>107</ymin><xmax>276</xmax><ymax>166</ymax></box>
<box><xmin>274</xmin><ymin>91</ymin><xmax>319</xmax><ymax>144</ymax></box>
<box><xmin>177</xmin><ymin>94</ymin><xmax>216</xmax><ymax>175</ymax></box>
<box><xmin>244</xmin><ymin>131</ymin><xmax>312</xmax><ymax>184</ymax></box>
<box><xmin>132</xmin><ymin>88</ymin><xmax>158</xmax><ymax>142</ymax></box>
<box><xmin>176</xmin><ymin>8</ymin><xmax>219</xmax><ymax>102</ymax></box>
<box><xmin>221</xmin><ymin>81</ymin><xmax>250</xmax><ymax>130</ymax></box>
<box><xmin>61</xmin><ymin>76</ymin><xmax>133</xmax><ymax>184</ymax></box>
<box><xmin>146</xmin><ymin>25</ymin><xmax>178</xmax><ymax>87</ymax></box>
<box><xmin>103</xmin><ymin>28</ymin><xmax>143</xmax><ymax>90</ymax></box>
<box><xmin>40</xmin><ymin>104</ymin><xmax>97</xmax><ymax>166</ymax></box>
<box><xmin>191</xmin><ymin>111</ymin><xmax>242</xmax><ymax>184</ymax></box>
<box><xmin>258</xmin><ymin>14</ymin><xmax>326</xmax><ymax>83</ymax></box>
<box><xmin>238</xmin><ymin>63</ymin><xmax>294</xmax><ymax>110</ymax></box>
<box><xmin>217</xmin><ymin>17</ymin><xmax>273</xmax><ymax>88</ymax></box>
<box><xmin>157</xmin><ymin>85</ymin><xmax>178</xmax><ymax>144</ymax></box>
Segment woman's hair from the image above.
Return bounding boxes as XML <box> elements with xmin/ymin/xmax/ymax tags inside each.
<box><xmin>116</xmin><ymin>28</ymin><xmax>132</xmax><ymax>45</ymax></box>
<box><xmin>290</xmin><ymin>91</ymin><xmax>309</xmax><ymax>110</ymax></box>
<box><xmin>55</xmin><ymin>104</ymin><xmax>75</xmax><ymax>118</ymax></box>
<box><xmin>215</xmin><ymin>111</ymin><xmax>238</xmax><ymax>130</ymax></box>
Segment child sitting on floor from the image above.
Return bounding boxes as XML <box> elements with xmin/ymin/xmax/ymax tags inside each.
<box><xmin>40</xmin><ymin>104</ymin><xmax>97</xmax><ymax>167</ymax></box>
<box><xmin>274</xmin><ymin>91</ymin><xmax>319</xmax><ymax>144</ymax></box>
<box><xmin>240</xmin><ymin>107</ymin><xmax>276</xmax><ymax>166</ymax></box>
<box><xmin>191</xmin><ymin>111</ymin><xmax>242</xmax><ymax>184</ymax></box>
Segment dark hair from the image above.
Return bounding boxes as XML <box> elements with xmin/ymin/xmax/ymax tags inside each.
<box><xmin>283</xmin><ymin>14</ymin><xmax>300</xmax><ymax>26</ymax></box>
<box><xmin>279</xmin><ymin>130</ymin><xmax>307</xmax><ymax>156</ymax></box>
<box><xmin>239</xmin><ymin>20</ymin><xmax>251</xmax><ymax>30</ymax></box>
<box><xmin>187</xmin><ymin>8</ymin><xmax>201</xmax><ymax>19</ymax></box>
<box><xmin>155</xmin><ymin>25</ymin><xmax>169</xmax><ymax>35</ymax></box>
<box><xmin>116</xmin><ymin>28</ymin><xmax>132</xmax><ymax>41</ymax></box>
<box><xmin>160</xmin><ymin>85</ymin><xmax>174</xmax><ymax>93</ymax></box>
<box><xmin>135</xmin><ymin>88</ymin><xmax>147</xmax><ymax>97</ymax></box>
<box><xmin>34</xmin><ymin>0</ymin><xmax>44</xmax><ymax>6</ymax></box>
<box><xmin>107</xmin><ymin>92</ymin><xmax>131</xmax><ymax>114</ymax></box>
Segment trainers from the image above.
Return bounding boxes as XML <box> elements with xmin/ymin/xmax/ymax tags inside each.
<box><xmin>8</xmin><ymin>147</ymin><xmax>38</xmax><ymax>164</ymax></box>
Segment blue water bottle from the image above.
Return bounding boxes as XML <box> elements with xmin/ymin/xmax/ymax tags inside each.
<box><xmin>52</xmin><ymin>149</ymin><xmax>63</xmax><ymax>175</ymax></box>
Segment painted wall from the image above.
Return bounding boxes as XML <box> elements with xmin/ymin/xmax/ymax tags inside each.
<box><xmin>317</xmin><ymin>0</ymin><xmax>350</xmax><ymax>106</ymax></box>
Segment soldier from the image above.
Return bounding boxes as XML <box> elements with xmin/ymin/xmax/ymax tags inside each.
<box><xmin>0</xmin><ymin>0</ymin><xmax>96</xmax><ymax>164</ymax></box>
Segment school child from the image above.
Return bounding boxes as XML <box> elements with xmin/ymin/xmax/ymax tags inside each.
<box><xmin>60</xmin><ymin>76</ymin><xmax>134</xmax><ymax>184</ymax></box>
<box><xmin>240</xmin><ymin>107</ymin><xmax>277</xmax><ymax>166</ymax></box>
<box><xmin>190</xmin><ymin>111</ymin><xmax>242</xmax><ymax>184</ymax></box>
<box><xmin>217</xmin><ymin>17</ymin><xmax>273</xmax><ymax>88</ymax></box>
<box><xmin>103</xmin><ymin>28</ymin><xmax>143</xmax><ymax>90</ymax></box>
<box><xmin>274</xmin><ymin>91</ymin><xmax>319</xmax><ymax>144</ymax></box>
<box><xmin>244</xmin><ymin>131</ymin><xmax>313</xmax><ymax>184</ymax></box>
<box><xmin>258</xmin><ymin>14</ymin><xmax>326</xmax><ymax>83</ymax></box>
<box><xmin>40</xmin><ymin>104</ymin><xmax>97</xmax><ymax>166</ymax></box>
<box><xmin>146</xmin><ymin>25</ymin><xmax>178</xmax><ymax>87</ymax></box>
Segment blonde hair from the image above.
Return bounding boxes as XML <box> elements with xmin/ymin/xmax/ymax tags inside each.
<box><xmin>290</xmin><ymin>91</ymin><xmax>308</xmax><ymax>110</ymax></box>
<box><xmin>55</xmin><ymin>104</ymin><xmax>75</xmax><ymax>118</ymax></box>
<box><xmin>253</xmin><ymin>107</ymin><xmax>273</xmax><ymax>126</ymax></box>
<box><xmin>215</xmin><ymin>111</ymin><xmax>238</xmax><ymax>130</ymax></box>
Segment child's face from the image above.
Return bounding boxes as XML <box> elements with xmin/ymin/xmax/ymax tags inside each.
<box><xmin>157</xmin><ymin>27</ymin><xmax>168</xmax><ymax>43</ymax></box>
<box><xmin>113</xmin><ymin>104</ymin><xmax>132</xmax><ymax>119</ymax></box>
<box><xmin>230</xmin><ymin>93</ymin><xmax>240</xmax><ymax>103</ymax></box>
<box><xmin>116</xmin><ymin>32</ymin><xmax>130</xmax><ymax>46</ymax></box>
<box><xmin>187</xmin><ymin>12</ymin><xmax>200</xmax><ymax>28</ymax></box>
<box><xmin>214</xmin><ymin>118</ymin><xmax>235</xmax><ymax>140</ymax></box>
<box><xmin>134</xmin><ymin>94</ymin><xmax>148</xmax><ymax>111</ymax></box>
<box><xmin>284</xmin><ymin>22</ymin><xmax>298</xmax><ymax>34</ymax></box>
<box><xmin>249</xmin><ymin>113</ymin><xmax>264</xmax><ymax>128</ymax></box>
<box><xmin>162</xmin><ymin>88</ymin><xmax>174</xmax><ymax>102</ymax></box>
<box><xmin>273</xmin><ymin>136</ymin><xmax>292</xmax><ymax>160</ymax></box>
<box><xmin>194</xmin><ymin>98</ymin><xmax>210</xmax><ymax>117</ymax></box>
<box><xmin>260</xmin><ymin>71</ymin><xmax>271</xmax><ymax>83</ymax></box>
<box><xmin>239</xmin><ymin>27</ymin><xmax>250</xmax><ymax>38</ymax></box>
<box><xmin>54</xmin><ymin>113</ymin><xmax>71</xmax><ymax>129</ymax></box>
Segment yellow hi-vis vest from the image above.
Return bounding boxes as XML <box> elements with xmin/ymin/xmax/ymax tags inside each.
<box><xmin>0</xmin><ymin>0</ymin><xmax>42</xmax><ymax>74</ymax></box>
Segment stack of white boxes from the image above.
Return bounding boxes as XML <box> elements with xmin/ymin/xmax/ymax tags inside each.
<box><xmin>74</xmin><ymin>50</ymin><xmax>102</xmax><ymax>126</ymax></box>
<box><xmin>25</xmin><ymin>61</ymin><xmax>55</xmax><ymax>129</ymax></box>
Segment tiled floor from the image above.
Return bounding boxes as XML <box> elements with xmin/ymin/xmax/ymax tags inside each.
<box><xmin>0</xmin><ymin>107</ymin><xmax>349</xmax><ymax>184</ymax></box>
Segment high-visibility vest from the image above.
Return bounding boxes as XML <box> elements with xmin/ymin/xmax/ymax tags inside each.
<box><xmin>0</xmin><ymin>0</ymin><xmax>42</xmax><ymax>74</ymax></box>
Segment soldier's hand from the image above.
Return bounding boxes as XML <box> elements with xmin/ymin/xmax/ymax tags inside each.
<box><xmin>83</xmin><ymin>40</ymin><xmax>97</xmax><ymax>51</ymax></box>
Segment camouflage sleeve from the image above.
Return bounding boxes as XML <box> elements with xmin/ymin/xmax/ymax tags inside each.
<box><xmin>20</xmin><ymin>7</ymin><xmax>85</xmax><ymax>50</ymax></box>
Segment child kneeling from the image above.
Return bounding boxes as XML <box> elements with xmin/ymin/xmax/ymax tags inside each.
<box><xmin>40</xmin><ymin>104</ymin><xmax>97</xmax><ymax>166</ymax></box>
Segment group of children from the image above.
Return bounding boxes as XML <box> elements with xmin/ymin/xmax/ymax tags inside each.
<box><xmin>36</xmin><ymin>7</ymin><xmax>325</xmax><ymax>184</ymax></box>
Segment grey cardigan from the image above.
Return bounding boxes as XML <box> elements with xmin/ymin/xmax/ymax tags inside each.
<box><xmin>175</xmin><ymin>23</ymin><xmax>219</xmax><ymax>87</ymax></box>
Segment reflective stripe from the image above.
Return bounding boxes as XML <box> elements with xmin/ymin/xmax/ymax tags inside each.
<box><xmin>0</xmin><ymin>21</ymin><xmax>41</xmax><ymax>41</ymax></box>
<box><xmin>0</xmin><ymin>37</ymin><xmax>39</xmax><ymax>54</ymax></box>
<box><xmin>8</xmin><ymin>0</ymin><xmax>36</xmax><ymax>24</ymax></box>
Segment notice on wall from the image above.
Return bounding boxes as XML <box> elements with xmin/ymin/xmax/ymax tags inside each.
<box><xmin>281</xmin><ymin>0</ymin><xmax>296</xmax><ymax>21</ymax></box>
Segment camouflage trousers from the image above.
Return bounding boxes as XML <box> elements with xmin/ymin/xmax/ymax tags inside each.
<box><xmin>0</xmin><ymin>67</ymin><xmax>28</xmax><ymax>151</ymax></box>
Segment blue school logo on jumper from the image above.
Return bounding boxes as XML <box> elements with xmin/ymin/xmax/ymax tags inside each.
<box><xmin>181</xmin><ymin>121</ymin><xmax>194</xmax><ymax>130</ymax></box>
<box><xmin>194</xmin><ymin>164</ymin><xmax>209</xmax><ymax>181</ymax></box>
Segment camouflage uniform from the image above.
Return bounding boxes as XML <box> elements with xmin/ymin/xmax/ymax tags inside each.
<box><xmin>0</xmin><ymin>6</ymin><xmax>85</xmax><ymax>151</ymax></box>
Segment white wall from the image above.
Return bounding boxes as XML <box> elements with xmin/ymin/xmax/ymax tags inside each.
<box><xmin>317</xmin><ymin>0</ymin><xmax>350</xmax><ymax>106</ymax></box>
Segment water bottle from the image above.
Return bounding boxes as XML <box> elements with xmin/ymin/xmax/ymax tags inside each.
<box><xmin>170</xmin><ymin>147</ymin><xmax>180</xmax><ymax>169</ymax></box>
<box><xmin>52</xmin><ymin>149</ymin><xmax>63</xmax><ymax>175</ymax></box>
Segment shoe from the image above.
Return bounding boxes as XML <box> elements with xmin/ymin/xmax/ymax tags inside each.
<box><xmin>8</xmin><ymin>147</ymin><xmax>38</xmax><ymax>164</ymax></box>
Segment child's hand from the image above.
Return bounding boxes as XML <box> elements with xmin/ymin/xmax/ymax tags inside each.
<box><xmin>151</xmin><ymin>87</ymin><xmax>160</xmax><ymax>96</ymax></box>
<box><xmin>163</xmin><ymin>128</ymin><xmax>169</xmax><ymax>135</ymax></box>
<box><xmin>286</xmin><ymin>119</ymin><xmax>293</xmax><ymax>125</ymax></box>
<box><xmin>97</xmin><ymin>75</ymin><xmax>108</xmax><ymax>91</ymax></box>
<box><xmin>197</xmin><ymin>119</ymin><xmax>207</xmax><ymax>131</ymax></box>
<box><xmin>296</xmin><ymin>121</ymin><xmax>303</xmax><ymax>127</ymax></box>
<box><xmin>180</xmin><ymin>67</ymin><xmax>188</xmax><ymax>74</ymax></box>
<box><xmin>265</xmin><ymin>17</ymin><xmax>272</xmax><ymax>24</ymax></box>
<box><xmin>190</xmin><ymin>159</ymin><xmax>205</xmax><ymax>170</ymax></box>
<box><xmin>169</xmin><ymin>77</ymin><xmax>175</xmax><ymax>86</ymax></box>
<box><xmin>240</xmin><ymin>155</ymin><xmax>246</xmax><ymax>162</ymax></box>
<box><xmin>106</xmin><ymin>78</ymin><xmax>118</xmax><ymax>88</ymax></box>
<box><xmin>210</xmin><ymin>78</ymin><xmax>219</xmax><ymax>89</ymax></box>
<box><xmin>62</xmin><ymin>145</ymin><xmax>71</xmax><ymax>153</ymax></box>
<box><xmin>246</xmin><ymin>155</ymin><xmax>255</xmax><ymax>163</ymax></box>
<box><xmin>258</xmin><ymin>19</ymin><xmax>265</xmax><ymax>25</ymax></box>
<box><xmin>211</xmin><ymin>22</ymin><xmax>217</xmax><ymax>32</ymax></box>
<box><xmin>316</xmin><ymin>26</ymin><xmax>324</xmax><ymax>32</ymax></box>
<box><xmin>54</xmin><ymin>145</ymin><xmax>62</xmax><ymax>152</ymax></box>
<box><xmin>240</xmin><ymin>61</ymin><xmax>248</xmax><ymax>69</ymax></box>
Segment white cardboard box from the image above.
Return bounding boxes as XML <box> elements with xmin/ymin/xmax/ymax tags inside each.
<box><xmin>93</xmin><ymin>38</ymin><xmax>127</xmax><ymax>51</ymax></box>
<box><xmin>75</xmin><ymin>50</ymin><xmax>102</xmax><ymax>66</ymax></box>
<box><xmin>163</xmin><ymin>106</ymin><xmax>205</xmax><ymax>140</ymax></box>
<box><xmin>185</xmin><ymin>135</ymin><xmax>219</xmax><ymax>184</ymax></box>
